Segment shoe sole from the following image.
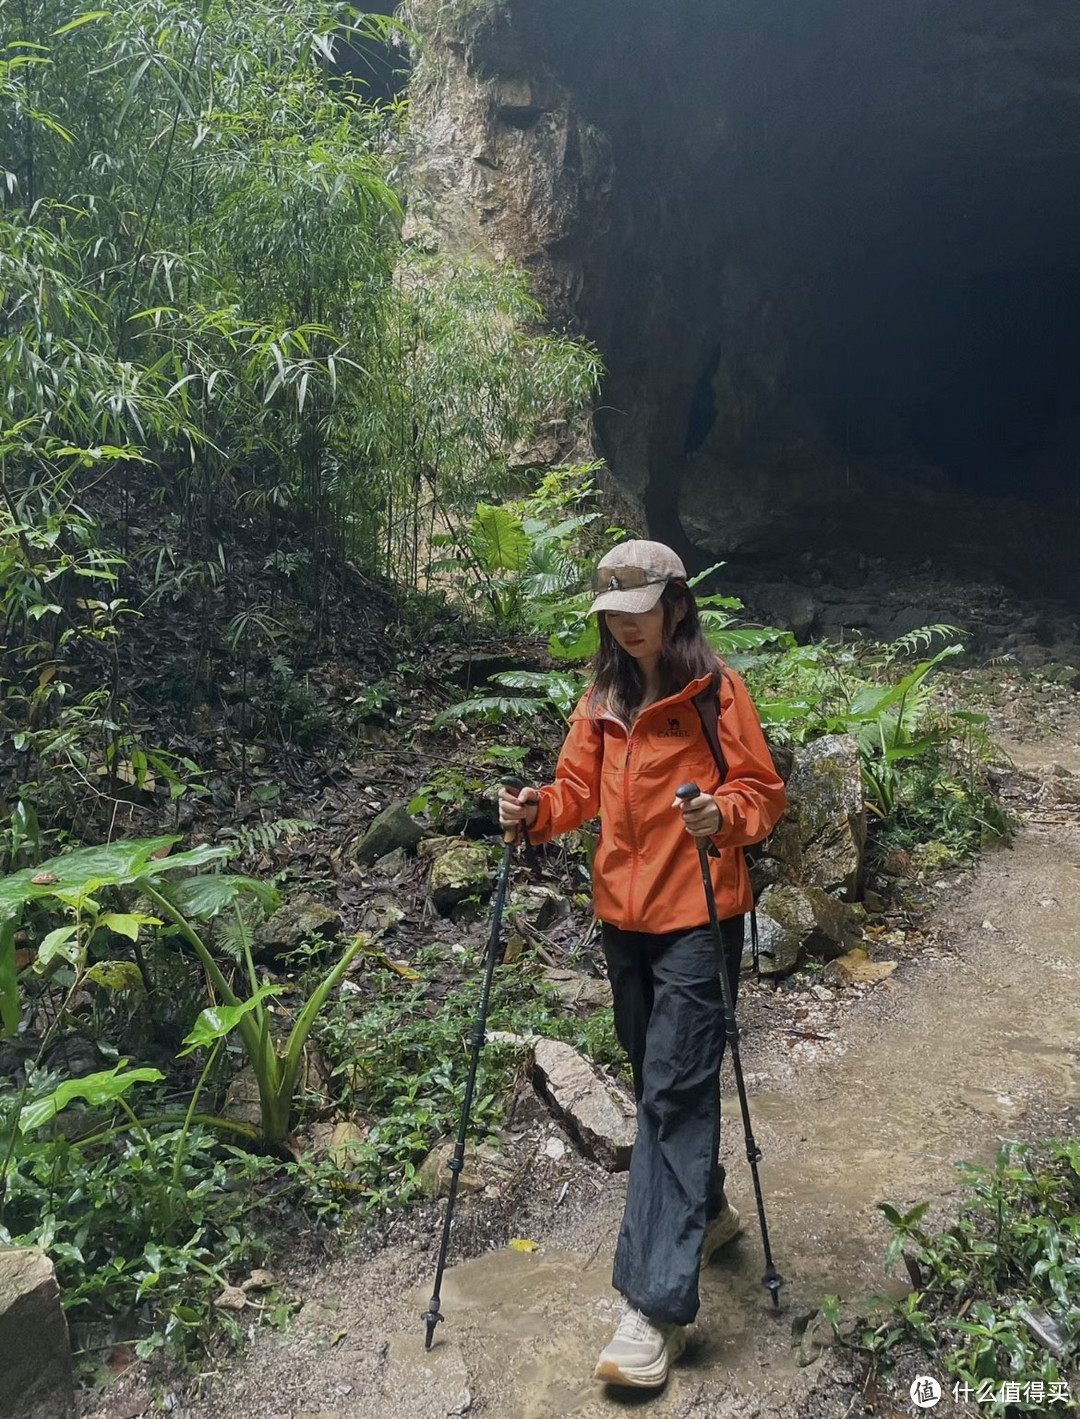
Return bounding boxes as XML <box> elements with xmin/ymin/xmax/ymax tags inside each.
<box><xmin>594</xmin><ymin>1327</ymin><xmax>686</xmax><ymax>1388</ymax></box>
<box><xmin>701</xmin><ymin>1213</ymin><xmax>743</xmax><ymax>1268</ymax></box>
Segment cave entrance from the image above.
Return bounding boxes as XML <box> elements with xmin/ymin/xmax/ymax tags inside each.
<box><xmin>517</xmin><ymin>0</ymin><xmax>1080</xmax><ymax>599</ymax></box>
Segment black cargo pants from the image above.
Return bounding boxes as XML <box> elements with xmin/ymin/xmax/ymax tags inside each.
<box><xmin>601</xmin><ymin>916</ymin><xmax>744</xmax><ymax>1326</ymax></box>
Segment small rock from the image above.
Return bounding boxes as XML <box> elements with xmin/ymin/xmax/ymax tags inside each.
<box><xmin>910</xmin><ymin>840</ymin><xmax>960</xmax><ymax>877</ymax></box>
<box><xmin>530</xmin><ymin>891</ymin><xmax>572</xmax><ymax>930</ymax></box>
<box><xmin>1042</xmin><ymin>663</ymin><xmax>1080</xmax><ymax>690</ymax></box>
<box><xmin>417</xmin><ymin>1139</ymin><xmax>507</xmax><ymax>1197</ymax></box>
<box><xmin>0</xmin><ymin>1248</ymin><xmax>75</xmax><ymax>1419</ymax></box>
<box><xmin>536</xmin><ymin>968</ymin><xmax>612</xmax><ymax>1010</ymax></box>
<box><xmin>429</xmin><ymin>845</ymin><xmax>493</xmax><ymax>914</ymax></box>
<box><xmin>326</xmin><ymin>1120</ymin><xmax>368</xmax><ymax>1166</ymax></box>
<box><xmin>254</xmin><ymin>897</ymin><xmax>341</xmax><ymax>961</ymax></box>
<box><xmin>353</xmin><ymin>804</ymin><xmax>423</xmax><ymax>865</ymax></box>
<box><xmin>532</xmin><ymin>1039</ymin><xmax>636</xmax><ymax>1171</ymax></box>
<box><xmin>416</xmin><ymin>835</ymin><xmax>472</xmax><ymax>860</ymax></box>
<box><xmin>754</xmin><ymin>883</ymin><xmax>863</xmax><ymax>975</ymax></box>
<box><xmin>372</xmin><ymin>848</ymin><xmax>406</xmax><ymax>877</ymax></box>
<box><xmin>1044</xmin><ymin>776</ymin><xmax>1080</xmax><ymax>805</ymax></box>
<box><xmin>821</xmin><ymin>949</ymin><xmax>898</xmax><ymax>987</ymax></box>
<box><xmin>543</xmin><ymin>1136</ymin><xmax>567</xmax><ymax>1162</ymax></box>
<box><xmin>222</xmin><ymin>1066</ymin><xmax>263</xmax><ymax>1131</ymax></box>
<box><xmin>240</xmin><ymin>1269</ymin><xmax>276</xmax><ymax>1292</ymax></box>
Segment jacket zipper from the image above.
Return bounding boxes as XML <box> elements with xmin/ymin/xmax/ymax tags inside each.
<box><xmin>623</xmin><ymin>728</ymin><xmax>639</xmax><ymax>928</ymax></box>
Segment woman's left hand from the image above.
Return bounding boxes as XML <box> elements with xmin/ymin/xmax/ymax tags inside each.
<box><xmin>673</xmin><ymin>791</ymin><xmax>723</xmax><ymax>838</ymax></box>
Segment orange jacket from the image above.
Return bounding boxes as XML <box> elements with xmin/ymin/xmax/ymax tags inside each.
<box><xmin>529</xmin><ymin>667</ymin><xmax>786</xmax><ymax>933</ymax></box>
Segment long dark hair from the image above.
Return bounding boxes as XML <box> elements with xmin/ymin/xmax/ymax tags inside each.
<box><xmin>589</xmin><ymin>581</ymin><xmax>720</xmax><ymax>720</ymax></box>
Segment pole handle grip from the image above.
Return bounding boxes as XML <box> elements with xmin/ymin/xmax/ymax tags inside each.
<box><xmin>500</xmin><ymin>775</ymin><xmax>526</xmax><ymax>845</ymax></box>
<box><xmin>676</xmin><ymin>782</ymin><xmax>701</xmax><ymax>801</ymax></box>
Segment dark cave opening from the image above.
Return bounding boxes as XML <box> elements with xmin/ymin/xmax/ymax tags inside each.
<box><xmin>509</xmin><ymin>0</ymin><xmax>1080</xmax><ymax>598</ymax></box>
<box><xmin>819</xmin><ymin>267</ymin><xmax>1080</xmax><ymax>498</ymax></box>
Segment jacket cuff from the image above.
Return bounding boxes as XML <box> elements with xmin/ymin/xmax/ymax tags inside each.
<box><xmin>528</xmin><ymin>790</ymin><xmax>555</xmax><ymax>844</ymax></box>
<box><xmin>710</xmin><ymin>794</ymin><xmax>733</xmax><ymax>849</ymax></box>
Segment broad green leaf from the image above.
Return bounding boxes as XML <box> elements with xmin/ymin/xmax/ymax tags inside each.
<box><xmin>166</xmin><ymin>873</ymin><xmax>279</xmax><ymax>921</ymax></box>
<box><xmin>98</xmin><ymin>912</ymin><xmax>147</xmax><ymax>941</ymax></box>
<box><xmin>19</xmin><ymin>1063</ymin><xmax>165</xmax><ymax>1133</ymax></box>
<box><xmin>34</xmin><ymin>925</ymin><xmax>80</xmax><ymax>972</ymax></box>
<box><xmin>0</xmin><ymin>838</ymin><xmax>231</xmax><ymax>927</ymax></box>
<box><xmin>471</xmin><ymin>504</ymin><xmax>529</xmax><ymax>573</ymax></box>
<box><xmin>86</xmin><ymin>960</ymin><xmax>145</xmax><ymax>992</ymax></box>
<box><xmin>178</xmin><ymin>984</ymin><xmax>283</xmax><ymax>1055</ymax></box>
<box><xmin>549</xmin><ymin>620</ymin><xmax>598</xmax><ymax>661</ymax></box>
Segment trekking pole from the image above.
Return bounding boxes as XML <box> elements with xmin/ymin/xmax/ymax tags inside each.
<box><xmin>422</xmin><ymin>776</ymin><xmax>527</xmax><ymax>1349</ymax></box>
<box><xmin>676</xmin><ymin>783</ymin><xmax>784</xmax><ymax>1309</ymax></box>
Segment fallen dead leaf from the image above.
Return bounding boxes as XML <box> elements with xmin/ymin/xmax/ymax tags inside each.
<box><xmin>509</xmin><ymin>1238</ymin><xmax>540</xmax><ymax>1253</ymax></box>
<box><xmin>213</xmin><ymin>1285</ymin><xmax>248</xmax><ymax>1311</ymax></box>
<box><xmin>240</xmin><ymin>1269</ymin><xmax>276</xmax><ymax>1292</ymax></box>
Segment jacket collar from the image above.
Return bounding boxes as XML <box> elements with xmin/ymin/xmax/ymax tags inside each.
<box><xmin>596</xmin><ymin>671</ymin><xmax>714</xmax><ymax>730</ymax></box>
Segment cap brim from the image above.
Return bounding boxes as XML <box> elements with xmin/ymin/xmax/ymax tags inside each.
<box><xmin>588</xmin><ymin>581</ymin><xmax>666</xmax><ymax>616</ymax></box>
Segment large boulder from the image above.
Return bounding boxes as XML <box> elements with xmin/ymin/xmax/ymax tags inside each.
<box><xmin>532</xmin><ymin>1039</ymin><xmax>636</xmax><ymax>1171</ymax></box>
<box><xmin>353</xmin><ymin>804</ymin><xmax>423</xmax><ymax>865</ymax></box>
<box><xmin>0</xmin><ymin>1248</ymin><xmax>75</xmax><ymax>1419</ymax></box>
<box><xmin>754</xmin><ymin>883</ymin><xmax>865</xmax><ymax>976</ymax></box>
<box><xmin>763</xmin><ymin>735</ymin><xmax>865</xmax><ymax>898</ymax></box>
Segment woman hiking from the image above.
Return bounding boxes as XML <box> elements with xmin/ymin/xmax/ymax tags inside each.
<box><xmin>499</xmin><ymin>539</ymin><xmax>786</xmax><ymax>1390</ymax></box>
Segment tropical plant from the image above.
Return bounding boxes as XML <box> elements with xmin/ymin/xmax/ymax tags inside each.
<box><xmin>833</xmin><ymin>1141</ymin><xmax>1080</xmax><ymax>1415</ymax></box>
<box><xmin>0</xmin><ymin>836</ymin><xmax>367</xmax><ymax>1142</ymax></box>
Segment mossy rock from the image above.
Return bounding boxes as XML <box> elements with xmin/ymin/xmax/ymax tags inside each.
<box><xmin>429</xmin><ymin>845</ymin><xmax>493</xmax><ymax>914</ymax></box>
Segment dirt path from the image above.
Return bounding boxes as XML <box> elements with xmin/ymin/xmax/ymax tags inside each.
<box><xmin>163</xmin><ymin>726</ymin><xmax>1080</xmax><ymax>1419</ymax></box>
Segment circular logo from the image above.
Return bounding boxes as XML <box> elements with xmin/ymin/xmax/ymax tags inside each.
<box><xmin>909</xmin><ymin>1376</ymin><xmax>942</xmax><ymax>1409</ymax></box>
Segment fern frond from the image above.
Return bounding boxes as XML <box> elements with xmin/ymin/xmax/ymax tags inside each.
<box><xmin>886</xmin><ymin>624</ymin><xmax>965</xmax><ymax>659</ymax></box>
<box><xmin>232</xmin><ymin>817</ymin><xmax>317</xmax><ymax>858</ymax></box>
<box><xmin>433</xmin><ymin>695</ymin><xmax>551</xmax><ymax>727</ymax></box>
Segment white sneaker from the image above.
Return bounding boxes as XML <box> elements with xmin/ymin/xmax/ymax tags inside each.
<box><xmin>594</xmin><ymin>1306</ymin><xmax>686</xmax><ymax>1388</ymax></box>
<box><xmin>701</xmin><ymin>1200</ymin><xmax>742</xmax><ymax>1267</ymax></box>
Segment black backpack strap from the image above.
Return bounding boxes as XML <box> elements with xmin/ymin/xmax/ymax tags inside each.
<box><xmin>692</xmin><ymin>676</ymin><xmax>763</xmax><ymax>975</ymax></box>
<box><xmin>692</xmin><ymin>683</ymin><xmax>728</xmax><ymax>780</ymax></box>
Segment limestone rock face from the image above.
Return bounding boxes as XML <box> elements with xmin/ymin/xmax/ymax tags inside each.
<box><xmin>0</xmin><ymin>1248</ymin><xmax>75</xmax><ymax>1419</ymax></box>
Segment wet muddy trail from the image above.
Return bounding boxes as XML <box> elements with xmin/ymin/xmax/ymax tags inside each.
<box><xmin>161</xmin><ymin>721</ymin><xmax>1080</xmax><ymax>1419</ymax></box>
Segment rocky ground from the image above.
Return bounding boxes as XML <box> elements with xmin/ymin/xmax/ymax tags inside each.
<box><xmin>77</xmin><ymin>623</ymin><xmax>1080</xmax><ymax>1419</ymax></box>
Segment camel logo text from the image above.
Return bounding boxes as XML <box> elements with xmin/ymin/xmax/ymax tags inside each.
<box><xmin>657</xmin><ymin>718</ymin><xmax>689</xmax><ymax>739</ymax></box>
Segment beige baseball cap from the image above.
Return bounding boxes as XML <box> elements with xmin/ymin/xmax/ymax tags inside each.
<box><xmin>588</xmin><ymin>539</ymin><xmax>688</xmax><ymax>615</ymax></box>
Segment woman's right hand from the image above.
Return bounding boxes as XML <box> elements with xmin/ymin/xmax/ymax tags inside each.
<box><xmin>498</xmin><ymin>783</ymin><xmax>540</xmax><ymax>832</ymax></box>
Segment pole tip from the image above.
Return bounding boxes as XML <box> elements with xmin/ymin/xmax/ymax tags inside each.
<box><xmin>422</xmin><ymin>1305</ymin><xmax>442</xmax><ymax>1349</ymax></box>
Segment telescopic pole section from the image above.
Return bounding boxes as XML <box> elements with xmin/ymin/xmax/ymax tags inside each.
<box><xmin>422</xmin><ymin>778</ymin><xmax>525</xmax><ymax>1349</ymax></box>
<box><xmin>675</xmin><ymin>783</ymin><xmax>784</xmax><ymax>1309</ymax></box>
